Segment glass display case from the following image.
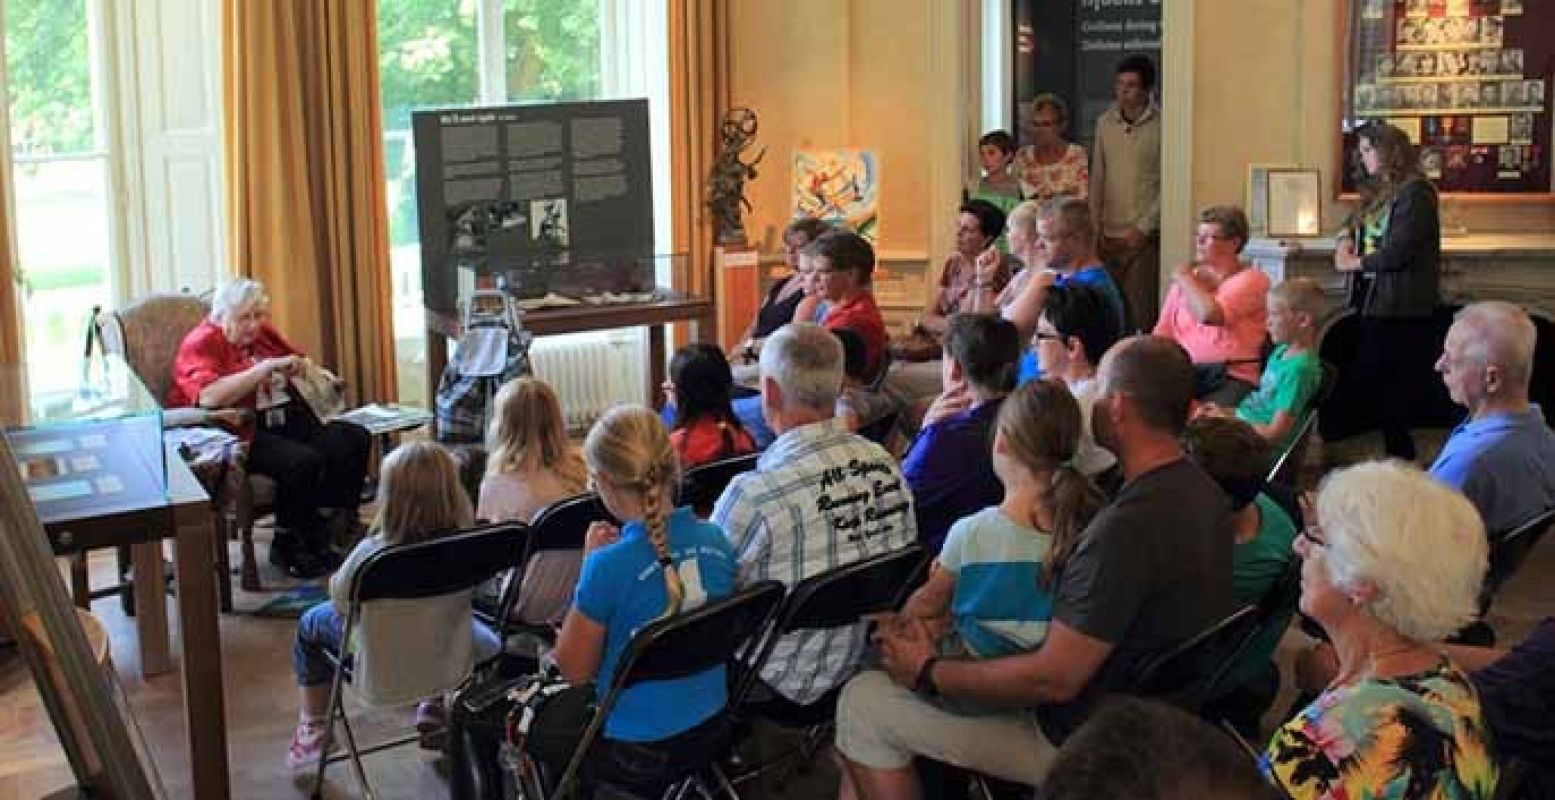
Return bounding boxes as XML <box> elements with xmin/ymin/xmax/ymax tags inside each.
<box><xmin>1</xmin><ymin>354</ymin><xmax>167</xmax><ymax>524</ymax></box>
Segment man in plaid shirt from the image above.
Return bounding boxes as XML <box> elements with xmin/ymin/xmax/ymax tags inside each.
<box><xmin>712</xmin><ymin>322</ymin><xmax>917</xmax><ymax>705</ymax></box>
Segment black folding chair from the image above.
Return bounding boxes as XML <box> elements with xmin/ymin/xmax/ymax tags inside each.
<box><xmin>1267</xmin><ymin>361</ymin><xmax>1338</xmax><ymax>488</ymax></box>
<box><xmin>857</xmin><ymin>409</ymin><xmax>901</xmax><ymax>446</ymax></box>
<box><xmin>678</xmin><ymin>452</ymin><xmax>760</xmax><ymax>518</ymax></box>
<box><xmin>1129</xmin><ymin>604</ymin><xmax>1260</xmax><ymax>715</ymax></box>
<box><xmin>473</xmin><ymin>492</ymin><xmax>615</xmax><ymax>640</ymax></box>
<box><xmin>308</xmin><ymin>522</ymin><xmax>529</xmax><ymax>800</ymax></box>
<box><xmin>537</xmin><ymin>580</ymin><xmax>787</xmax><ymax>800</ymax></box>
<box><xmin>1455</xmin><ymin>506</ymin><xmax>1555</xmax><ymax>647</ymax></box>
<box><xmin>732</xmin><ymin>544</ymin><xmax>927</xmax><ymax>776</ymax></box>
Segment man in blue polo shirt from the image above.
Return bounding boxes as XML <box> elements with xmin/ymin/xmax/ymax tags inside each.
<box><xmin>1429</xmin><ymin>301</ymin><xmax>1555</xmax><ymax>535</ymax></box>
<box><xmin>903</xmin><ymin>313</ymin><xmax>1021</xmax><ymax>553</ymax></box>
<box><xmin>1011</xmin><ymin>200</ymin><xmax>1126</xmax><ymax>383</ymax></box>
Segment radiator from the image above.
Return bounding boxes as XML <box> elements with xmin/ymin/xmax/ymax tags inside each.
<box><xmin>528</xmin><ymin>334</ymin><xmax>646</xmax><ymax>432</ymax></box>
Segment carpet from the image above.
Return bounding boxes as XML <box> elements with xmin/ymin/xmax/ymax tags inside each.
<box><xmin>253</xmin><ymin>584</ymin><xmax>329</xmax><ymax>619</ymax></box>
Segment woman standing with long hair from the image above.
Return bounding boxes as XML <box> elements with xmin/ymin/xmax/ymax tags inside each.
<box><xmin>1334</xmin><ymin>121</ymin><xmax>1442</xmax><ymax>460</ymax></box>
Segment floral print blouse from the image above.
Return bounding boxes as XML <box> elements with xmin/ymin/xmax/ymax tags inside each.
<box><xmin>1015</xmin><ymin>142</ymin><xmax>1089</xmax><ymax>203</ymax></box>
<box><xmin>1262</xmin><ymin>659</ymin><xmax>1498</xmax><ymax>800</ymax></box>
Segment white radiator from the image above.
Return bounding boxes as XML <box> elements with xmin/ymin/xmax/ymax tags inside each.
<box><xmin>529</xmin><ymin>333</ymin><xmax>646</xmax><ymax>432</ymax></box>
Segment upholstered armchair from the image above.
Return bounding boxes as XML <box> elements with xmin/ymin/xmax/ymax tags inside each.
<box><xmin>97</xmin><ymin>292</ymin><xmax>275</xmax><ymax>608</ymax></box>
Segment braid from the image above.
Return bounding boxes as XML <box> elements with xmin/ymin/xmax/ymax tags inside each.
<box><xmin>642</xmin><ymin>458</ymin><xmax>684</xmax><ymax>618</ymax></box>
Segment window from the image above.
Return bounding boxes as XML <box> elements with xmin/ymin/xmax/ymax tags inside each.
<box><xmin>6</xmin><ymin>0</ymin><xmax>116</xmax><ymax>382</ymax></box>
<box><xmin>379</xmin><ymin>0</ymin><xmax>604</xmax><ymax>406</ymax></box>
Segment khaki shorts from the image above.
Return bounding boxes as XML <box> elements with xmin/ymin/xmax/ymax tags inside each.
<box><xmin>834</xmin><ymin>669</ymin><xmax>1057</xmax><ymax>786</ymax></box>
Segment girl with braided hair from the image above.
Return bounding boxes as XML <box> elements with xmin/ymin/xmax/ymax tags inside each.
<box><xmin>533</xmin><ymin>405</ymin><xmax>739</xmax><ymax>790</ymax></box>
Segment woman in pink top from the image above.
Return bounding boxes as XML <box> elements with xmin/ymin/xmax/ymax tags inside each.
<box><xmin>1154</xmin><ymin>205</ymin><xmax>1269</xmax><ymax>405</ymax></box>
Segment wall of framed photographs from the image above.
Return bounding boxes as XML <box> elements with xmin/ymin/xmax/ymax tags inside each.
<box><xmin>1344</xmin><ymin>0</ymin><xmax>1552</xmax><ymax>195</ymax></box>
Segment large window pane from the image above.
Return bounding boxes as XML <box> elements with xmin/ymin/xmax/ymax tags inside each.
<box><xmin>380</xmin><ymin>0</ymin><xmax>480</xmax><ymax>405</ymax></box>
<box><xmin>6</xmin><ymin>0</ymin><xmax>113</xmax><ymax>379</ymax></box>
<box><xmin>503</xmin><ymin>0</ymin><xmax>600</xmax><ymax>102</ymax></box>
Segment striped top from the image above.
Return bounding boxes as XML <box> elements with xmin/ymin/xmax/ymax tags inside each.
<box><xmin>940</xmin><ymin>507</ymin><xmax>1054</xmax><ymax>659</ymax></box>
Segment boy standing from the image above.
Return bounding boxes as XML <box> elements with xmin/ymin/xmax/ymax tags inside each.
<box><xmin>971</xmin><ymin>130</ymin><xmax>1022</xmax><ymax>250</ymax></box>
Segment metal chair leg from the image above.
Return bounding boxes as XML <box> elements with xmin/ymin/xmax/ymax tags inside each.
<box><xmin>708</xmin><ymin>764</ymin><xmax>742</xmax><ymax>799</ymax></box>
<box><xmin>337</xmin><ymin>704</ymin><xmax>375</xmax><ymax>800</ymax></box>
<box><xmin>310</xmin><ymin>680</ymin><xmax>344</xmax><ymax>799</ymax></box>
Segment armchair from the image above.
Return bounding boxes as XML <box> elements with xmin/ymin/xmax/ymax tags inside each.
<box><xmin>97</xmin><ymin>292</ymin><xmax>276</xmax><ymax>608</ymax></box>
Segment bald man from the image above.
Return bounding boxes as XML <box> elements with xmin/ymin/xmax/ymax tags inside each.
<box><xmin>1429</xmin><ymin>301</ymin><xmax>1555</xmax><ymax>534</ymax></box>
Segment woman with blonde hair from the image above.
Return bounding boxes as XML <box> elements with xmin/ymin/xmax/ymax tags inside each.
<box><xmin>287</xmin><ymin>442</ymin><xmax>496</xmax><ymax>768</ymax></box>
<box><xmin>477</xmin><ymin>376</ymin><xmax>589</xmax><ymax>624</ymax></box>
<box><xmin>524</xmin><ymin>406</ymin><xmax>738</xmax><ymax>791</ymax></box>
<box><xmin>1263</xmin><ymin>460</ymin><xmax>1498</xmax><ymax>799</ymax></box>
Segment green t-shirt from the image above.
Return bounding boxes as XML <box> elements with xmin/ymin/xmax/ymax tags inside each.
<box><xmin>1235</xmin><ymin>344</ymin><xmax>1321</xmax><ymax>446</ymax></box>
<box><xmin>1223</xmin><ymin>493</ymin><xmax>1298</xmax><ymax>689</ymax></box>
<box><xmin>971</xmin><ymin>179</ymin><xmax>1022</xmax><ymax>253</ymax></box>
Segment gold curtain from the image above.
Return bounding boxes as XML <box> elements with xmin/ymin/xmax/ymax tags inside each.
<box><xmin>0</xmin><ymin>142</ymin><xmax>23</xmax><ymax>424</ymax></box>
<box><xmin>222</xmin><ymin>0</ymin><xmax>397</xmax><ymax>402</ymax></box>
<box><xmin>669</xmin><ymin>0</ymin><xmax>730</xmax><ymax>302</ymax></box>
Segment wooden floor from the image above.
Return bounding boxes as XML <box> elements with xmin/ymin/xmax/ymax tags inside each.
<box><xmin>3</xmin><ymin>432</ymin><xmax>1553</xmax><ymax>800</ymax></box>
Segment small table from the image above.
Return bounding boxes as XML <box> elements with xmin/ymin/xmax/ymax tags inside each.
<box><xmin>425</xmin><ymin>295</ymin><xmax>716</xmax><ymax>409</ymax></box>
<box><xmin>3</xmin><ymin>359</ymin><xmax>231</xmax><ymax>800</ymax></box>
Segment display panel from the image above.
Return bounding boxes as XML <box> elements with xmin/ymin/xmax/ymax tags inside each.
<box><xmin>1343</xmin><ymin>0</ymin><xmax>1553</xmax><ymax>195</ymax></box>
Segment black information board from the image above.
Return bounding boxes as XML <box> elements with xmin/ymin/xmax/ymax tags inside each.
<box><xmin>1013</xmin><ymin>0</ymin><xmax>1163</xmax><ymax>148</ymax></box>
<box><xmin>413</xmin><ymin>99</ymin><xmax>655</xmax><ymax>313</ymax></box>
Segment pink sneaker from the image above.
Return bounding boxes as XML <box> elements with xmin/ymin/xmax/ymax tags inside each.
<box><xmin>286</xmin><ymin>718</ymin><xmax>335</xmax><ymax>770</ymax></box>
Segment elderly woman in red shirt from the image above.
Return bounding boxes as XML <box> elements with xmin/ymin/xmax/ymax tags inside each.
<box><xmin>167</xmin><ymin>279</ymin><xmax>370</xmax><ymax>579</ymax></box>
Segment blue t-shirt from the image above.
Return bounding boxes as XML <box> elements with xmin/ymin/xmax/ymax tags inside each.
<box><xmin>902</xmin><ymin>398</ymin><xmax>1005</xmax><ymax>554</ymax></box>
<box><xmin>1016</xmin><ymin>265</ymin><xmax>1126</xmax><ymax>384</ymax></box>
<box><xmin>939</xmin><ymin>507</ymin><xmax>1054</xmax><ymax>659</ymax></box>
<box><xmin>1429</xmin><ymin>406</ymin><xmax>1555</xmax><ymax>535</ymax></box>
<box><xmin>573</xmin><ymin>506</ymin><xmax>738</xmax><ymax>741</ymax></box>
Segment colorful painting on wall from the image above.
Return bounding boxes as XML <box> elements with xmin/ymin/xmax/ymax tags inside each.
<box><xmin>792</xmin><ymin>149</ymin><xmax>880</xmax><ymax>241</ymax></box>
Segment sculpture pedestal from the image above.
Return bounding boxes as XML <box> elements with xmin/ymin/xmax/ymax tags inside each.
<box><xmin>715</xmin><ymin>243</ymin><xmax>760</xmax><ymax>352</ymax></box>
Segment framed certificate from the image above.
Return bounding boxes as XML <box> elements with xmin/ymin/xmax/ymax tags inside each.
<box><xmin>1266</xmin><ymin>168</ymin><xmax>1323</xmax><ymax>237</ymax></box>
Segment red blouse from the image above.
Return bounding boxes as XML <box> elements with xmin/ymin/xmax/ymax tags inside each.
<box><xmin>670</xmin><ymin>417</ymin><xmax>757</xmax><ymax>470</ymax></box>
<box><xmin>822</xmin><ymin>291</ymin><xmax>889</xmax><ymax>380</ymax></box>
<box><xmin>167</xmin><ymin>319</ymin><xmax>300</xmax><ymax>410</ymax></box>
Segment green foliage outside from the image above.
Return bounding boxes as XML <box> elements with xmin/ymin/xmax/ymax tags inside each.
<box><xmin>379</xmin><ymin>0</ymin><xmax>600</xmax><ymax>246</ymax></box>
<box><xmin>5</xmin><ymin>0</ymin><xmax>93</xmax><ymax>156</ymax></box>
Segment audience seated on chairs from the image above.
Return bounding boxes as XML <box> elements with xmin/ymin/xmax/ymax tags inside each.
<box><xmin>835</xmin><ymin>336</ymin><xmax>1234</xmax><ymax>795</ymax></box>
<box><xmin>1030</xmin><ymin>283</ymin><xmax>1120</xmax><ymax>479</ymax></box>
<box><xmin>476</xmin><ymin>377</ymin><xmax>588</xmax><ymax>626</ymax></box>
<box><xmin>1299</xmin><ymin>617</ymin><xmax>1555</xmax><ymax>800</ymax></box>
<box><xmin>287</xmin><ymin>442</ymin><xmax>499</xmax><ymax>769</ymax></box>
<box><xmin>1266</xmin><ymin>461</ymin><xmax>1498</xmax><ymax>800</ymax></box>
<box><xmin>1044</xmin><ymin>696</ymin><xmax>1281</xmax><ymax>800</ymax></box>
<box><xmin>663</xmin><ymin>342</ymin><xmax>757</xmax><ymax>469</ymax></box>
<box><xmin>913</xmin><ymin>199</ymin><xmax>1014</xmax><ymax>347</ymax></box>
<box><xmin>1154</xmin><ymin>205</ymin><xmax>1270</xmax><ymax>406</ymax></box>
<box><xmin>168</xmin><ymin>278</ymin><xmax>371</xmax><ymax>580</ymax></box>
<box><xmin>1182</xmin><ymin>417</ymin><xmax>1298</xmax><ymax>698</ymax></box>
<box><xmin>903</xmin><ymin>313</ymin><xmax>1020</xmax><ymax>553</ymax></box>
<box><xmin>731</xmin><ymin>216</ymin><xmax>833</xmax><ymax>365</ymax></box>
<box><xmin>1199</xmin><ymin>278</ymin><xmax>1325</xmax><ymax>449</ymax></box>
<box><xmin>1429</xmin><ymin>300</ymin><xmax>1555</xmax><ymax>535</ymax></box>
<box><xmin>1007</xmin><ymin>199</ymin><xmax>1127</xmax><ymax>383</ymax></box>
<box><xmin>808</xmin><ymin>229</ymin><xmax>891</xmax><ymax>380</ymax></box>
<box><xmin>523</xmin><ymin>405</ymin><xmax>739</xmax><ymax>790</ymax></box>
<box><xmin>898</xmin><ymin>379</ymin><xmax>1104</xmax><ymax>660</ymax></box>
<box><xmin>711</xmin><ymin>322</ymin><xmax>916</xmax><ymax>707</ymax></box>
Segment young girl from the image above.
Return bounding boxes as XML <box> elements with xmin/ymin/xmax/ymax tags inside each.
<box><xmin>665</xmin><ymin>343</ymin><xmax>757</xmax><ymax>469</ymax></box>
<box><xmin>287</xmin><ymin>442</ymin><xmax>497</xmax><ymax>768</ymax></box>
<box><xmin>901</xmin><ymin>379</ymin><xmax>1105</xmax><ymax>658</ymax></box>
<box><xmin>478</xmin><ymin>377</ymin><xmax>589</xmax><ymax>624</ymax></box>
<box><xmin>528</xmin><ymin>405</ymin><xmax>738</xmax><ymax>789</ymax></box>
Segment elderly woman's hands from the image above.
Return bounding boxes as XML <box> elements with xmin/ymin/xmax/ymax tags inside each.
<box><xmin>261</xmin><ymin>354</ymin><xmax>302</xmax><ymax>376</ymax></box>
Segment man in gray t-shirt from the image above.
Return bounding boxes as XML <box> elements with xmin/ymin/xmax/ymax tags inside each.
<box><xmin>834</xmin><ymin>336</ymin><xmax>1234</xmax><ymax>796</ymax></box>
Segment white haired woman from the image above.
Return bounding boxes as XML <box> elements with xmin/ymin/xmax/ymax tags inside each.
<box><xmin>167</xmin><ymin>279</ymin><xmax>370</xmax><ymax>579</ymax></box>
<box><xmin>1263</xmin><ymin>461</ymin><xmax>1498</xmax><ymax>799</ymax></box>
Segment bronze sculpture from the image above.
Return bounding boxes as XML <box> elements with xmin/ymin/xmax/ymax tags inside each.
<box><xmin>706</xmin><ymin>107</ymin><xmax>765</xmax><ymax>245</ymax></box>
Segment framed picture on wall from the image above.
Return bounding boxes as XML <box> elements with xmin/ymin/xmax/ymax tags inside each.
<box><xmin>1246</xmin><ymin>163</ymin><xmax>1299</xmax><ymax>235</ymax></box>
<box><xmin>1266</xmin><ymin>168</ymin><xmax>1323</xmax><ymax>237</ymax></box>
<box><xmin>1340</xmin><ymin>0</ymin><xmax>1554</xmax><ymax>198</ymax></box>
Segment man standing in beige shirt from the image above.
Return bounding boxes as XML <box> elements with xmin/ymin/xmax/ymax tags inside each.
<box><xmin>1091</xmin><ymin>54</ymin><xmax>1162</xmax><ymax>330</ymax></box>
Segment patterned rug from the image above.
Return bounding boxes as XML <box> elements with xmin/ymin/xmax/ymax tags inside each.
<box><xmin>252</xmin><ymin>584</ymin><xmax>328</xmax><ymax>619</ymax></box>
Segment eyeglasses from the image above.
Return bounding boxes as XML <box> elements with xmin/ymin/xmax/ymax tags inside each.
<box><xmin>1033</xmin><ymin>330</ymin><xmax>1062</xmax><ymax>343</ymax></box>
<box><xmin>1298</xmin><ymin>523</ymin><xmax>1327</xmax><ymax>549</ymax></box>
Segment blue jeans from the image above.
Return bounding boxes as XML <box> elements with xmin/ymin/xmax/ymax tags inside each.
<box><xmin>292</xmin><ymin>601</ymin><xmax>500</xmax><ymax>688</ymax></box>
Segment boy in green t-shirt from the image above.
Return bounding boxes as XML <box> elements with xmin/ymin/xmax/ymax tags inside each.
<box><xmin>968</xmin><ymin>130</ymin><xmax>1022</xmax><ymax>251</ymax></box>
<box><xmin>1200</xmin><ymin>278</ymin><xmax>1324</xmax><ymax>447</ymax></box>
